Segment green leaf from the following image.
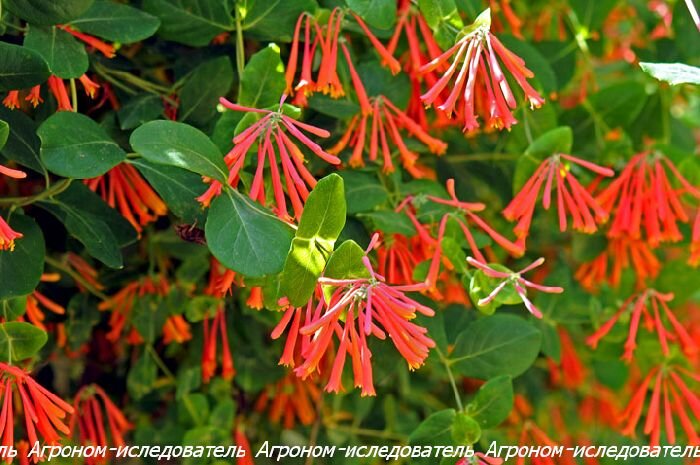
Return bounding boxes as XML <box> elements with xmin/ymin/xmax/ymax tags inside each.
<box><xmin>512</xmin><ymin>126</ymin><xmax>572</xmax><ymax>192</ymax></box>
<box><xmin>0</xmin><ymin>107</ymin><xmax>45</xmax><ymax>175</ymax></box>
<box><xmin>569</xmin><ymin>0</ymin><xmax>617</xmax><ymax>30</ymax></box>
<box><xmin>0</xmin><ymin>322</ymin><xmax>47</xmax><ymax>362</ymax></box>
<box><xmin>0</xmin><ymin>296</ymin><xmax>26</xmax><ymax>321</ymax></box>
<box><xmin>38</xmin><ymin>112</ymin><xmax>126</xmax><ymax>179</ymax></box>
<box><xmin>278</xmin><ymin>238</ymin><xmax>327</xmax><ymax>306</ymax></box>
<box><xmin>279</xmin><ymin>174</ymin><xmax>346</xmax><ymax>305</ymax></box>
<box><xmin>321</xmin><ymin>240</ymin><xmax>370</xmax><ymax>303</ymax></box>
<box><xmin>130</xmin><ymin>120</ymin><xmax>228</xmax><ymax>183</ymax></box>
<box><xmin>3</xmin><ymin>0</ymin><xmax>94</xmax><ymax>25</ymax></box>
<box><xmin>179</xmin><ymin>56</ymin><xmax>234</xmax><ymax>126</ymax></box>
<box><xmin>296</xmin><ymin>174</ymin><xmax>347</xmax><ymax>242</ymax></box>
<box><xmin>24</xmin><ymin>25</ymin><xmax>88</xmax><ymax>79</ymax></box>
<box><xmin>132</xmin><ymin>296</ymin><xmax>169</xmax><ymax>344</ymax></box>
<box><xmin>65</xmin><ymin>294</ymin><xmax>100</xmax><ymax>352</ymax></box>
<box><xmin>323</xmin><ymin>240</ymin><xmax>370</xmax><ymax>280</ymax></box>
<box><xmin>450</xmin><ymin>315</ymin><xmax>542</xmax><ymax>379</ymax></box>
<box><xmin>346</xmin><ymin>0</ymin><xmax>396</xmax><ymax>29</ymax></box>
<box><xmin>451</xmin><ymin>412</ymin><xmax>481</xmax><ymax>445</ymax></box>
<box><xmin>0</xmin><ymin>121</ymin><xmax>8</xmax><ymax>151</ymax></box>
<box><xmin>0</xmin><ymin>214</ymin><xmax>45</xmax><ymax>300</ymax></box>
<box><xmin>69</xmin><ymin>1</ymin><xmax>161</xmax><ymax>43</ymax></box>
<box><xmin>499</xmin><ymin>35</ymin><xmax>557</xmax><ymax>93</ymax></box>
<box><xmin>39</xmin><ymin>200</ymin><xmax>124</xmax><ymax>268</ymax></box>
<box><xmin>589</xmin><ymin>82</ymin><xmax>647</xmax><ymax>129</ymax></box>
<box><xmin>468</xmin><ymin>264</ymin><xmax>520</xmax><ymax>315</ymax></box>
<box><xmin>418</xmin><ymin>0</ymin><xmax>459</xmax><ymax>29</ymax></box>
<box><xmin>52</xmin><ymin>182</ymin><xmax>137</xmax><ymax>247</ymax></box>
<box><xmin>526</xmin><ymin>126</ymin><xmax>573</xmax><ymax>158</ymax></box>
<box><xmin>238</xmin><ymin>44</ymin><xmax>287</xmax><ymax>109</ymax></box>
<box><xmin>639</xmin><ymin>62</ymin><xmax>700</xmax><ymax>86</ymax></box>
<box><xmin>409</xmin><ymin>409</ymin><xmax>456</xmax><ymax>446</ymax></box>
<box><xmin>358</xmin><ymin>61</ymin><xmax>411</xmax><ymax>109</ymax></box>
<box><xmin>127</xmin><ymin>351</ymin><xmax>157</xmax><ymax>399</ymax></box>
<box><xmin>358</xmin><ymin>210</ymin><xmax>416</xmax><ymax>236</ymax></box>
<box><xmin>205</xmin><ymin>188</ymin><xmax>294</xmax><ymax>277</ymax></box>
<box><xmin>143</xmin><ymin>0</ymin><xmax>234</xmax><ymax>46</ymax></box>
<box><xmin>240</xmin><ymin>0</ymin><xmax>317</xmax><ymax>42</ymax></box>
<box><xmin>465</xmin><ymin>375</ymin><xmax>513</xmax><ymax>429</ymax></box>
<box><xmin>185</xmin><ymin>296</ymin><xmax>220</xmax><ymax>322</ymax></box>
<box><xmin>338</xmin><ymin>170</ymin><xmax>387</xmax><ymax>214</ymax></box>
<box><xmin>131</xmin><ymin>159</ymin><xmax>206</xmax><ymax>224</ymax></box>
<box><xmin>117</xmin><ymin>94</ymin><xmax>164</xmax><ymax>130</ymax></box>
<box><xmin>0</xmin><ymin>42</ymin><xmax>50</xmax><ymax>91</ymax></box>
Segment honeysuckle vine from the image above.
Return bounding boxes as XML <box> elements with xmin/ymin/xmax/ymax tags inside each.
<box><xmin>0</xmin><ymin>0</ymin><xmax>698</xmax><ymax>461</ymax></box>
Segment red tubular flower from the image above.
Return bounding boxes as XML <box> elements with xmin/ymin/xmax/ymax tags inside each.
<box><xmin>490</xmin><ymin>0</ymin><xmax>523</xmax><ymax>38</ymax></box>
<box><xmin>59</xmin><ymin>25</ymin><xmax>116</xmax><ymax>58</ymax></box>
<box><xmin>466</xmin><ymin>256</ymin><xmax>563</xmax><ymax>318</ymax></box>
<box><xmin>85</xmin><ymin>163</ymin><xmax>167</xmax><ymax>234</ymax></box>
<box><xmin>234</xmin><ymin>426</ymin><xmax>254</xmax><ymax>465</ymax></box>
<box><xmin>420</xmin><ymin>8</ymin><xmax>544</xmax><ymax>132</ymax></box>
<box><xmin>47</xmin><ymin>76</ymin><xmax>73</xmax><ymax>111</ymax></box>
<box><xmin>206</xmin><ymin>258</ymin><xmax>239</xmax><ymax>297</ymax></box>
<box><xmin>691</xmin><ymin>210</ymin><xmax>700</xmax><ymax>266</ymax></box>
<box><xmin>199</xmin><ymin>98</ymin><xmax>340</xmax><ymax>221</ymax></box>
<box><xmin>621</xmin><ymin>364</ymin><xmax>700</xmax><ymax>446</ymax></box>
<box><xmin>0</xmin><ymin>214</ymin><xmax>23</xmax><ymax>252</ymax></box>
<box><xmin>575</xmin><ymin>236</ymin><xmax>660</xmax><ymax>291</ymax></box>
<box><xmin>587</xmin><ymin>289</ymin><xmax>698</xmax><ymax>362</ymax></box>
<box><xmin>78</xmin><ymin>74</ymin><xmax>100</xmax><ymax>98</ymax></box>
<box><xmin>25</xmin><ymin>86</ymin><xmax>42</xmax><ymax>107</ymax></box>
<box><xmin>376</xmin><ymin>232</ymin><xmax>431</xmax><ymax>286</ymax></box>
<box><xmin>66</xmin><ymin>253</ymin><xmax>104</xmax><ymax>293</ymax></box>
<box><xmin>329</xmin><ymin>94</ymin><xmax>447</xmax><ymax>176</ymax></box>
<box><xmin>0</xmin><ymin>363</ymin><xmax>74</xmax><ymax>463</ymax></box>
<box><xmin>408</xmin><ymin>179</ymin><xmax>524</xmax><ymax>290</ymax></box>
<box><xmin>70</xmin><ymin>385</ymin><xmax>132</xmax><ymax>464</ymax></box>
<box><xmin>98</xmin><ymin>275</ymin><xmax>177</xmax><ymax>344</ymax></box>
<box><xmin>271</xmin><ymin>300</ymin><xmax>314</xmax><ymax>368</ymax></box>
<box><xmin>286</xmin><ymin>235</ymin><xmax>435</xmax><ymax>396</ymax></box>
<box><xmin>201</xmin><ymin>305</ymin><xmax>235</xmax><ymax>383</ymax></box>
<box><xmin>597</xmin><ymin>151</ymin><xmax>700</xmax><ymax>246</ymax></box>
<box><xmin>162</xmin><ymin>315</ymin><xmax>192</xmax><ymax>344</ymax></box>
<box><xmin>0</xmin><ymin>166</ymin><xmax>26</xmax><ymax>251</ymax></box>
<box><xmin>254</xmin><ymin>372</ymin><xmax>321</xmax><ymax>429</ymax></box>
<box><xmin>503</xmin><ymin>154</ymin><xmax>615</xmax><ymax>240</ymax></box>
<box><xmin>548</xmin><ymin>328</ymin><xmax>586</xmax><ymax>388</ymax></box>
<box><xmin>2</xmin><ymin>91</ymin><xmax>20</xmax><ymax>110</ymax></box>
<box><xmin>25</xmin><ymin>286</ymin><xmax>65</xmax><ymax>332</ymax></box>
<box><xmin>285</xmin><ymin>8</ymin><xmax>400</xmax><ymax>106</ymax></box>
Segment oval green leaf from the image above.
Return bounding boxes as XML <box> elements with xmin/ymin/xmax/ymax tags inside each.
<box><xmin>130</xmin><ymin>120</ymin><xmax>228</xmax><ymax>183</ymax></box>
<box><xmin>205</xmin><ymin>188</ymin><xmax>294</xmax><ymax>277</ymax></box>
<box><xmin>38</xmin><ymin>112</ymin><xmax>126</xmax><ymax>178</ymax></box>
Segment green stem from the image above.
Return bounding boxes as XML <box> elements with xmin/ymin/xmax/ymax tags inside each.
<box><xmin>70</xmin><ymin>78</ymin><xmax>78</xmax><ymax>112</ymax></box>
<box><xmin>437</xmin><ymin>347</ymin><xmax>463</xmax><ymax>412</ymax></box>
<box><xmin>235</xmin><ymin>2</ymin><xmax>246</xmax><ymax>95</ymax></box>
<box><xmin>44</xmin><ymin>255</ymin><xmax>109</xmax><ymax>301</ymax></box>
<box><xmin>0</xmin><ymin>178</ymin><xmax>72</xmax><ymax>207</ymax></box>
<box><xmin>145</xmin><ymin>345</ymin><xmax>202</xmax><ymax>426</ymax></box>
